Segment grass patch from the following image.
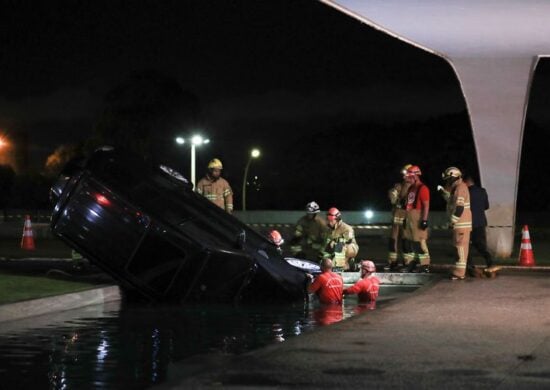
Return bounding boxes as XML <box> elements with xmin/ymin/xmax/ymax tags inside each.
<box><xmin>0</xmin><ymin>272</ymin><xmax>96</xmax><ymax>305</ymax></box>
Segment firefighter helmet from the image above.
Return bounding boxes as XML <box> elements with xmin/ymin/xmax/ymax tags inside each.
<box><xmin>268</xmin><ymin>230</ymin><xmax>284</xmax><ymax>246</ymax></box>
<box><xmin>306</xmin><ymin>201</ymin><xmax>320</xmax><ymax>214</ymax></box>
<box><xmin>400</xmin><ymin>164</ymin><xmax>412</xmax><ymax>176</ymax></box>
<box><xmin>207</xmin><ymin>158</ymin><xmax>223</xmax><ymax>169</ymax></box>
<box><xmin>327</xmin><ymin>207</ymin><xmax>341</xmax><ymax>222</ymax></box>
<box><xmin>405</xmin><ymin>165</ymin><xmax>422</xmax><ymax>177</ymax></box>
<box><xmin>442</xmin><ymin>166</ymin><xmax>462</xmax><ymax>180</ymax></box>
<box><xmin>360</xmin><ymin>260</ymin><xmax>376</xmax><ymax>272</ymax></box>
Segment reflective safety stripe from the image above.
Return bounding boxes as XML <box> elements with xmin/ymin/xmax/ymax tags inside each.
<box><xmin>454</xmin><ymin>222</ymin><xmax>472</xmax><ymax>229</ymax></box>
<box><xmin>403</xmin><ymin>253</ymin><xmax>414</xmax><ymax>264</ymax></box>
<box><xmin>393</xmin><ymin>216</ymin><xmax>405</xmax><ymax>224</ymax></box>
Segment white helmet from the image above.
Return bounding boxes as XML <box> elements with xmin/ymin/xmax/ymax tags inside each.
<box><xmin>306</xmin><ymin>201</ymin><xmax>320</xmax><ymax>214</ymax></box>
<box><xmin>442</xmin><ymin>167</ymin><xmax>462</xmax><ymax>181</ymax></box>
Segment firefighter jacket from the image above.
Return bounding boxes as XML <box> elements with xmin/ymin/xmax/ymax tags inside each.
<box><xmin>389</xmin><ymin>181</ymin><xmax>411</xmax><ymax>225</ymax></box>
<box><xmin>448</xmin><ymin>180</ymin><xmax>472</xmax><ymax>232</ymax></box>
<box><xmin>196</xmin><ymin>175</ymin><xmax>234</xmax><ymax>213</ymax></box>
<box><xmin>323</xmin><ymin>221</ymin><xmax>359</xmax><ymax>258</ymax></box>
<box><xmin>292</xmin><ymin>214</ymin><xmax>328</xmax><ymax>253</ymax></box>
<box><xmin>389</xmin><ymin>181</ymin><xmax>411</xmax><ymax>211</ymax></box>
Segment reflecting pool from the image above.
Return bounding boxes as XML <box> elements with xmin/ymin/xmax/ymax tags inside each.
<box><xmin>0</xmin><ymin>285</ymin><xmax>417</xmax><ymax>389</ymax></box>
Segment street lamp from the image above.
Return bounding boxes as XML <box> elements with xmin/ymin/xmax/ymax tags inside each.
<box><xmin>174</xmin><ymin>134</ymin><xmax>209</xmax><ymax>187</ymax></box>
<box><xmin>242</xmin><ymin>148</ymin><xmax>261</xmax><ymax>211</ymax></box>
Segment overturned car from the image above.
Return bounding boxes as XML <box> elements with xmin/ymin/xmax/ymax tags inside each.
<box><xmin>50</xmin><ymin>147</ymin><xmax>315</xmax><ymax>304</ymax></box>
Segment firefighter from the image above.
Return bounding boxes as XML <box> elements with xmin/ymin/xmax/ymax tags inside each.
<box><xmin>289</xmin><ymin>201</ymin><xmax>328</xmax><ymax>260</ymax></box>
<box><xmin>196</xmin><ymin>158</ymin><xmax>234</xmax><ymax>213</ymax></box>
<box><xmin>344</xmin><ymin>260</ymin><xmax>380</xmax><ymax>306</ymax></box>
<box><xmin>442</xmin><ymin>167</ymin><xmax>472</xmax><ymax>280</ymax></box>
<box><xmin>402</xmin><ymin>165</ymin><xmax>431</xmax><ymax>273</ymax></box>
<box><xmin>322</xmin><ymin>207</ymin><xmax>359</xmax><ymax>271</ymax></box>
<box><xmin>385</xmin><ymin>164</ymin><xmax>412</xmax><ymax>271</ymax></box>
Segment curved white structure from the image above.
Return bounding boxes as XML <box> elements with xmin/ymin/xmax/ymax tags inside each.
<box><xmin>322</xmin><ymin>0</ymin><xmax>550</xmax><ymax>256</ymax></box>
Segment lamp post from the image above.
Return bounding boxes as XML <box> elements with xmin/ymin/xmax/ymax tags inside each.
<box><xmin>242</xmin><ymin>148</ymin><xmax>261</xmax><ymax>211</ymax></box>
<box><xmin>175</xmin><ymin>134</ymin><xmax>210</xmax><ymax>187</ymax></box>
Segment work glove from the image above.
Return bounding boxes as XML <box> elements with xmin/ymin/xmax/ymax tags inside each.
<box><xmin>419</xmin><ymin>220</ymin><xmax>428</xmax><ymax>230</ymax></box>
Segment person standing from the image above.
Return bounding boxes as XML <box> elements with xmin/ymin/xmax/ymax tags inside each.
<box><xmin>196</xmin><ymin>158</ymin><xmax>234</xmax><ymax>213</ymax></box>
<box><xmin>344</xmin><ymin>260</ymin><xmax>380</xmax><ymax>306</ymax></box>
<box><xmin>442</xmin><ymin>167</ymin><xmax>472</xmax><ymax>280</ymax></box>
<box><xmin>289</xmin><ymin>201</ymin><xmax>328</xmax><ymax>260</ymax></box>
<box><xmin>464</xmin><ymin>175</ymin><xmax>493</xmax><ymax>271</ymax></box>
<box><xmin>385</xmin><ymin>164</ymin><xmax>412</xmax><ymax>272</ymax></box>
<box><xmin>322</xmin><ymin>207</ymin><xmax>359</xmax><ymax>271</ymax></box>
<box><xmin>402</xmin><ymin>165</ymin><xmax>431</xmax><ymax>273</ymax></box>
<box><xmin>307</xmin><ymin>258</ymin><xmax>344</xmax><ymax>305</ymax></box>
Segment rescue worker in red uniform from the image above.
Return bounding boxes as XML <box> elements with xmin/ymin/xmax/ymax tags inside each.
<box><xmin>385</xmin><ymin>164</ymin><xmax>412</xmax><ymax>271</ymax></box>
<box><xmin>442</xmin><ymin>167</ymin><xmax>472</xmax><ymax>280</ymax></box>
<box><xmin>196</xmin><ymin>158</ymin><xmax>234</xmax><ymax>213</ymax></box>
<box><xmin>308</xmin><ymin>258</ymin><xmax>344</xmax><ymax>304</ymax></box>
<box><xmin>322</xmin><ymin>207</ymin><xmax>359</xmax><ymax>271</ymax></box>
<box><xmin>402</xmin><ymin>165</ymin><xmax>431</xmax><ymax>273</ymax></box>
<box><xmin>268</xmin><ymin>229</ymin><xmax>284</xmax><ymax>255</ymax></box>
<box><xmin>344</xmin><ymin>260</ymin><xmax>380</xmax><ymax>308</ymax></box>
<box><xmin>289</xmin><ymin>201</ymin><xmax>328</xmax><ymax>260</ymax></box>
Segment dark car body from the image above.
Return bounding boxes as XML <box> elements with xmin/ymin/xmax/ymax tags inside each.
<box><xmin>50</xmin><ymin>147</ymin><xmax>309</xmax><ymax>304</ymax></box>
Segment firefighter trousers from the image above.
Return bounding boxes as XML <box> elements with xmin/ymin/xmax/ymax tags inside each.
<box><xmin>452</xmin><ymin>230</ymin><xmax>471</xmax><ymax>278</ymax></box>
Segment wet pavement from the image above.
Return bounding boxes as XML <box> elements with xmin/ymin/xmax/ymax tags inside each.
<box><xmin>158</xmin><ymin>274</ymin><xmax>550</xmax><ymax>389</ymax></box>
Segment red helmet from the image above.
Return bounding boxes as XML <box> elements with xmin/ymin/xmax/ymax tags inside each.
<box><xmin>326</xmin><ymin>207</ymin><xmax>341</xmax><ymax>222</ymax></box>
<box><xmin>268</xmin><ymin>230</ymin><xmax>284</xmax><ymax>246</ymax></box>
<box><xmin>405</xmin><ymin>165</ymin><xmax>422</xmax><ymax>177</ymax></box>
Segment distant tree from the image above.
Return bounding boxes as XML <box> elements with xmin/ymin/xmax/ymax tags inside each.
<box><xmin>44</xmin><ymin>144</ymin><xmax>83</xmax><ymax>178</ymax></box>
<box><xmin>10</xmin><ymin>173</ymin><xmax>52</xmax><ymax>210</ymax></box>
<box><xmin>92</xmin><ymin>69</ymin><xmax>200</xmax><ymax>166</ymax></box>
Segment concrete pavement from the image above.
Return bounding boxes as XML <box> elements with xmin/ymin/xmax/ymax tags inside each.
<box><xmin>159</xmin><ymin>274</ymin><xmax>550</xmax><ymax>389</ymax></box>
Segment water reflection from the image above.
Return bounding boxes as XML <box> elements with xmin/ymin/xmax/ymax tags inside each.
<box><xmin>0</xmin><ymin>286</ymin><xmax>415</xmax><ymax>389</ymax></box>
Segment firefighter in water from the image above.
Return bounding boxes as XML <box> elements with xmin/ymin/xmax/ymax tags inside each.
<box><xmin>442</xmin><ymin>167</ymin><xmax>472</xmax><ymax>280</ymax></box>
<box><xmin>344</xmin><ymin>260</ymin><xmax>380</xmax><ymax>308</ymax></box>
<box><xmin>402</xmin><ymin>165</ymin><xmax>431</xmax><ymax>273</ymax></box>
<box><xmin>385</xmin><ymin>164</ymin><xmax>412</xmax><ymax>271</ymax></box>
<box><xmin>289</xmin><ymin>201</ymin><xmax>328</xmax><ymax>260</ymax></box>
<box><xmin>322</xmin><ymin>207</ymin><xmax>359</xmax><ymax>271</ymax></box>
<box><xmin>196</xmin><ymin>158</ymin><xmax>234</xmax><ymax>213</ymax></box>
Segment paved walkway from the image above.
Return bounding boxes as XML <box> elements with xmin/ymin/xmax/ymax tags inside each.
<box><xmin>158</xmin><ymin>274</ymin><xmax>550</xmax><ymax>389</ymax></box>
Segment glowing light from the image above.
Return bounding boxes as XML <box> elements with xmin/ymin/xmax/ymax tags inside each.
<box><xmin>251</xmin><ymin>149</ymin><xmax>260</xmax><ymax>158</ymax></box>
<box><xmin>96</xmin><ymin>194</ymin><xmax>111</xmax><ymax>206</ymax></box>
<box><xmin>364</xmin><ymin>210</ymin><xmax>374</xmax><ymax>220</ymax></box>
<box><xmin>175</xmin><ymin>137</ymin><xmax>185</xmax><ymax>145</ymax></box>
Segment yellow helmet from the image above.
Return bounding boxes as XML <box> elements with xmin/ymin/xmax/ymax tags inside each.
<box><xmin>401</xmin><ymin>164</ymin><xmax>412</xmax><ymax>176</ymax></box>
<box><xmin>208</xmin><ymin>158</ymin><xmax>223</xmax><ymax>169</ymax></box>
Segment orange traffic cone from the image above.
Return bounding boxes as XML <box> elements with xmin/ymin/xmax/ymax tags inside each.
<box><xmin>21</xmin><ymin>215</ymin><xmax>35</xmax><ymax>251</ymax></box>
<box><xmin>518</xmin><ymin>225</ymin><xmax>535</xmax><ymax>266</ymax></box>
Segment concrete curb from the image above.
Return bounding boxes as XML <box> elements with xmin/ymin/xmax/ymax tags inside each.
<box><xmin>0</xmin><ymin>285</ymin><xmax>121</xmax><ymax>323</ymax></box>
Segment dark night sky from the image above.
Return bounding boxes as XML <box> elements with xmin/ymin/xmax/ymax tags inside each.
<box><xmin>1</xmin><ymin>0</ymin><xmax>549</xmax><ymax>210</ymax></box>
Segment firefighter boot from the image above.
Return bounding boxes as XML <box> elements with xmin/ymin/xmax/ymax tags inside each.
<box><xmin>383</xmin><ymin>261</ymin><xmax>398</xmax><ymax>272</ymax></box>
<box><xmin>405</xmin><ymin>260</ymin><xmax>418</xmax><ymax>273</ymax></box>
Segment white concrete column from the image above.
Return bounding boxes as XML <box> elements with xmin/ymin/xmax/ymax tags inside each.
<box><xmin>450</xmin><ymin>57</ymin><xmax>536</xmax><ymax>257</ymax></box>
